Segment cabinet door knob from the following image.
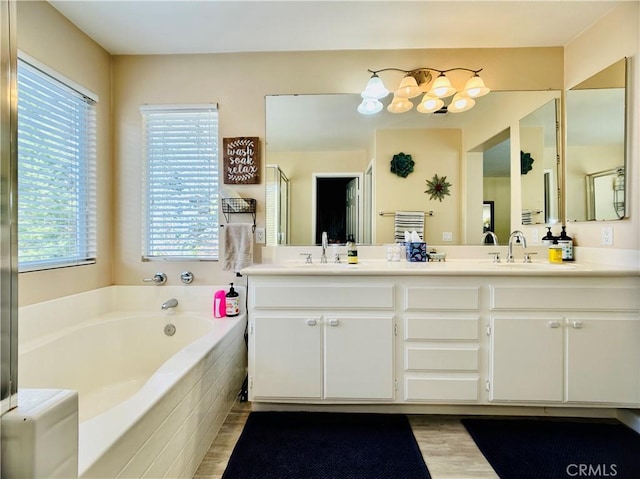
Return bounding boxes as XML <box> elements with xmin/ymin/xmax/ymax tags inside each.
<box><xmin>306</xmin><ymin>319</ymin><xmax>317</xmax><ymax>326</ymax></box>
<box><xmin>548</xmin><ymin>321</ymin><xmax>560</xmax><ymax>328</ymax></box>
<box><xmin>572</xmin><ymin>321</ymin><xmax>583</xmax><ymax>329</ymax></box>
<box><xmin>329</xmin><ymin>319</ymin><xmax>339</xmax><ymax>327</ymax></box>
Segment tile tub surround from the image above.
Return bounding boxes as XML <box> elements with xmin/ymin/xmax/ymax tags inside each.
<box><xmin>18</xmin><ymin>285</ymin><xmax>248</xmax><ymax>479</ymax></box>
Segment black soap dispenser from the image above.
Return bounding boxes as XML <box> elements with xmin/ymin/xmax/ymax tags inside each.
<box><xmin>541</xmin><ymin>227</ymin><xmax>556</xmax><ymax>246</ymax></box>
<box><xmin>558</xmin><ymin>226</ymin><xmax>574</xmax><ymax>261</ymax></box>
<box><xmin>225</xmin><ymin>282</ymin><xmax>240</xmax><ymax>317</ymax></box>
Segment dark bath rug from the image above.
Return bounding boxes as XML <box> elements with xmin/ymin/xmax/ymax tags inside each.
<box><xmin>222</xmin><ymin>411</ymin><xmax>431</xmax><ymax>479</ymax></box>
<box><xmin>462</xmin><ymin>417</ymin><xmax>640</xmax><ymax>479</ymax></box>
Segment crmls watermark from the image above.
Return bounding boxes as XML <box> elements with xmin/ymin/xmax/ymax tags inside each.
<box><xmin>566</xmin><ymin>463</ymin><xmax>618</xmax><ymax>477</ymax></box>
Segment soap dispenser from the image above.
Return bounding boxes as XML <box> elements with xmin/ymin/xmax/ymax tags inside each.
<box><xmin>541</xmin><ymin>227</ymin><xmax>556</xmax><ymax>246</ymax></box>
<box><xmin>225</xmin><ymin>283</ymin><xmax>240</xmax><ymax>317</ymax></box>
<box><xmin>346</xmin><ymin>234</ymin><xmax>358</xmax><ymax>264</ymax></box>
<box><xmin>558</xmin><ymin>226</ymin><xmax>574</xmax><ymax>261</ymax></box>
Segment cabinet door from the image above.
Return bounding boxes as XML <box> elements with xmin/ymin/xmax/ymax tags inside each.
<box><xmin>251</xmin><ymin>315</ymin><xmax>322</xmax><ymax>399</ymax></box>
<box><xmin>490</xmin><ymin>317</ymin><xmax>563</xmax><ymax>402</ymax></box>
<box><xmin>324</xmin><ymin>315</ymin><xmax>394</xmax><ymax>400</ymax></box>
<box><xmin>566</xmin><ymin>317</ymin><xmax>640</xmax><ymax>404</ymax></box>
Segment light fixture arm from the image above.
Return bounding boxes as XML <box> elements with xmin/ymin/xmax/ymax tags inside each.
<box><xmin>368</xmin><ymin>67</ymin><xmax>483</xmax><ymax>76</ymax></box>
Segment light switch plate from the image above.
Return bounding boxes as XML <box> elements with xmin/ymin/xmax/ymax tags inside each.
<box><xmin>255</xmin><ymin>227</ymin><xmax>265</xmax><ymax>244</ymax></box>
<box><xmin>442</xmin><ymin>232</ymin><xmax>453</xmax><ymax>242</ymax></box>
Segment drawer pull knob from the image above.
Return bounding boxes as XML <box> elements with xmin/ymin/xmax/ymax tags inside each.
<box><xmin>572</xmin><ymin>321</ymin><xmax>583</xmax><ymax>329</ymax></box>
<box><xmin>548</xmin><ymin>321</ymin><xmax>560</xmax><ymax>328</ymax></box>
<box><xmin>329</xmin><ymin>319</ymin><xmax>339</xmax><ymax>327</ymax></box>
<box><xmin>306</xmin><ymin>319</ymin><xmax>317</xmax><ymax>326</ymax></box>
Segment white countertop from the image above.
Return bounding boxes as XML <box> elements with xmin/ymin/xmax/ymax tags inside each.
<box><xmin>241</xmin><ymin>258</ymin><xmax>640</xmax><ymax>277</ymax></box>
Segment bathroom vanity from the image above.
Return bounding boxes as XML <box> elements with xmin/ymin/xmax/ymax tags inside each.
<box><xmin>243</xmin><ymin>259</ymin><xmax>640</xmax><ymax>412</ymax></box>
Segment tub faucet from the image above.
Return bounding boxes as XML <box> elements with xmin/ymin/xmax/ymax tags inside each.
<box><xmin>161</xmin><ymin>298</ymin><xmax>178</xmax><ymax>310</ymax></box>
<box><xmin>320</xmin><ymin>231</ymin><xmax>328</xmax><ymax>264</ymax></box>
<box><xmin>481</xmin><ymin>231</ymin><xmax>499</xmax><ymax>245</ymax></box>
<box><xmin>507</xmin><ymin>230</ymin><xmax>527</xmax><ymax>263</ymax></box>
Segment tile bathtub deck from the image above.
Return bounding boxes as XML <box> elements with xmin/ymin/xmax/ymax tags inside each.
<box><xmin>193</xmin><ymin>401</ymin><xmax>498</xmax><ymax>479</ymax></box>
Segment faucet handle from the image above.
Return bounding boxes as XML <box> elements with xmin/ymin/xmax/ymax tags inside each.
<box><xmin>143</xmin><ymin>272</ymin><xmax>167</xmax><ymax>285</ymax></box>
<box><xmin>488</xmin><ymin>252</ymin><xmax>501</xmax><ymax>263</ymax></box>
<box><xmin>300</xmin><ymin>253</ymin><xmax>313</xmax><ymax>264</ymax></box>
<box><xmin>523</xmin><ymin>251</ymin><xmax>537</xmax><ymax>263</ymax></box>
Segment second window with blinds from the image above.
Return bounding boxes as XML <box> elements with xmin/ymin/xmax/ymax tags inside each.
<box><xmin>141</xmin><ymin>105</ymin><xmax>219</xmax><ymax>260</ymax></box>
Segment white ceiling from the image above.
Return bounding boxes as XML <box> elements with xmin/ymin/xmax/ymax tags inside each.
<box><xmin>49</xmin><ymin>1</ymin><xmax>624</xmax><ymax>56</ymax></box>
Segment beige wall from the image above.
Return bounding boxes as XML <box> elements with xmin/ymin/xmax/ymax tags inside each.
<box><xmin>16</xmin><ymin>1</ymin><xmax>638</xmax><ymax>300</ymax></box>
<box><xmin>17</xmin><ymin>2</ymin><xmax>112</xmax><ymax>305</ymax></box>
<box><xmin>375</xmin><ymin>129</ymin><xmax>462</xmax><ymax>244</ymax></box>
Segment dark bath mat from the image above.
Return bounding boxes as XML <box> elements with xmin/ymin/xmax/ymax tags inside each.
<box><xmin>222</xmin><ymin>411</ymin><xmax>431</xmax><ymax>479</ymax></box>
<box><xmin>462</xmin><ymin>417</ymin><xmax>640</xmax><ymax>479</ymax></box>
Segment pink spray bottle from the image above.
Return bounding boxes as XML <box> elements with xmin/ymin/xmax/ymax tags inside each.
<box><xmin>213</xmin><ymin>289</ymin><xmax>226</xmax><ymax>318</ymax></box>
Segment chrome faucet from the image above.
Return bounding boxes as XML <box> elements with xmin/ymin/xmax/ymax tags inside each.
<box><xmin>481</xmin><ymin>231</ymin><xmax>499</xmax><ymax>245</ymax></box>
<box><xmin>320</xmin><ymin>231</ymin><xmax>328</xmax><ymax>264</ymax></box>
<box><xmin>507</xmin><ymin>230</ymin><xmax>527</xmax><ymax>263</ymax></box>
<box><xmin>161</xmin><ymin>298</ymin><xmax>178</xmax><ymax>310</ymax></box>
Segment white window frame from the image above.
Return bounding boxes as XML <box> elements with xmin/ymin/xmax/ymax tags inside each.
<box><xmin>141</xmin><ymin>104</ymin><xmax>219</xmax><ymax>260</ymax></box>
<box><xmin>17</xmin><ymin>53</ymin><xmax>98</xmax><ymax>272</ymax></box>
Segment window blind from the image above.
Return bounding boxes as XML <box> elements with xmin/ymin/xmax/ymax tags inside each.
<box><xmin>17</xmin><ymin>58</ymin><xmax>97</xmax><ymax>271</ymax></box>
<box><xmin>141</xmin><ymin>106</ymin><xmax>219</xmax><ymax>260</ymax></box>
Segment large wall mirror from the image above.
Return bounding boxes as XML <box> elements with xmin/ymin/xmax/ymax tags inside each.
<box><xmin>266</xmin><ymin>90</ymin><xmax>561</xmax><ymax>246</ymax></box>
<box><xmin>566</xmin><ymin>57</ymin><xmax>627</xmax><ymax>222</ymax></box>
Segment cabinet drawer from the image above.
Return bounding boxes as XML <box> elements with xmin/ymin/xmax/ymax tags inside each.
<box><xmin>491</xmin><ymin>286</ymin><xmax>640</xmax><ymax>311</ymax></box>
<box><xmin>405</xmin><ymin>286</ymin><xmax>479</xmax><ymax>311</ymax></box>
<box><xmin>252</xmin><ymin>283</ymin><xmax>394</xmax><ymax>309</ymax></box>
<box><xmin>405</xmin><ymin>377</ymin><xmax>479</xmax><ymax>401</ymax></box>
<box><xmin>406</xmin><ymin>347</ymin><xmax>478</xmax><ymax>371</ymax></box>
<box><xmin>405</xmin><ymin>316</ymin><xmax>479</xmax><ymax>340</ymax></box>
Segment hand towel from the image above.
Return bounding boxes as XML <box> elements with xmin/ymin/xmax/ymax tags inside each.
<box><xmin>394</xmin><ymin>211</ymin><xmax>424</xmax><ymax>243</ymax></box>
<box><xmin>223</xmin><ymin>223</ymin><xmax>254</xmax><ymax>273</ymax></box>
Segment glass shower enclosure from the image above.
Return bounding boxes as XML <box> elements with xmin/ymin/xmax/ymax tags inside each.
<box><xmin>265</xmin><ymin>164</ymin><xmax>290</xmax><ymax>245</ymax></box>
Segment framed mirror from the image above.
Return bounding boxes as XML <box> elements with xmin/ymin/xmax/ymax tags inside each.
<box><xmin>565</xmin><ymin>58</ymin><xmax>627</xmax><ymax>222</ymax></box>
<box><xmin>266</xmin><ymin>91</ymin><xmax>562</xmax><ymax>245</ymax></box>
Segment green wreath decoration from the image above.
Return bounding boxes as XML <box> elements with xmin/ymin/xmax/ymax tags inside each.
<box><xmin>521</xmin><ymin>150</ymin><xmax>534</xmax><ymax>175</ymax></box>
<box><xmin>424</xmin><ymin>174</ymin><xmax>452</xmax><ymax>202</ymax></box>
<box><xmin>390</xmin><ymin>152</ymin><xmax>414</xmax><ymax>178</ymax></box>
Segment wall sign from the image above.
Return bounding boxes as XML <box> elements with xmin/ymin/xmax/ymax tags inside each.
<box><xmin>223</xmin><ymin>137</ymin><xmax>260</xmax><ymax>184</ymax></box>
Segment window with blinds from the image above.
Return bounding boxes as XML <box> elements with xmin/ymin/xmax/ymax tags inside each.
<box><xmin>141</xmin><ymin>105</ymin><xmax>219</xmax><ymax>260</ymax></box>
<box><xmin>17</xmin><ymin>58</ymin><xmax>97</xmax><ymax>272</ymax></box>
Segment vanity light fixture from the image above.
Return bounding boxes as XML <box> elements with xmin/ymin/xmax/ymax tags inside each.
<box><xmin>358</xmin><ymin>67</ymin><xmax>490</xmax><ymax>115</ymax></box>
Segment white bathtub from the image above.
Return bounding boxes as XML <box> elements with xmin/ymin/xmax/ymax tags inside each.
<box><xmin>18</xmin><ymin>285</ymin><xmax>247</xmax><ymax>478</ymax></box>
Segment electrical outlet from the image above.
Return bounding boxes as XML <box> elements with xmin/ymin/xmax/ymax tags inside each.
<box><xmin>442</xmin><ymin>232</ymin><xmax>453</xmax><ymax>242</ymax></box>
<box><xmin>530</xmin><ymin>227</ymin><xmax>539</xmax><ymax>244</ymax></box>
<box><xmin>255</xmin><ymin>227</ymin><xmax>265</xmax><ymax>244</ymax></box>
<box><xmin>601</xmin><ymin>226</ymin><xmax>613</xmax><ymax>246</ymax></box>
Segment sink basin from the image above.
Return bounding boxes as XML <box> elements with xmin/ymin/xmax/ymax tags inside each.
<box><xmin>486</xmin><ymin>261</ymin><xmax>577</xmax><ymax>270</ymax></box>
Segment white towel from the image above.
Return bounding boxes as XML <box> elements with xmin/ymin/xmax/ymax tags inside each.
<box><xmin>394</xmin><ymin>211</ymin><xmax>424</xmax><ymax>243</ymax></box>
<box><xmin>222</xmin><ymin>223</ymin><xmax>254</xmax><ymax>273</ymax></box>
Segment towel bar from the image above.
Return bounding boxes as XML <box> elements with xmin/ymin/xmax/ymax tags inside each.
<box><xmin>379</xmin><ymin>210</ymin><xmax>434</xmax><ymax>217</ymax></box>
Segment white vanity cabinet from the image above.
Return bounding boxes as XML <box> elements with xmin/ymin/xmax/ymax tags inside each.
<box><xmin>488</xmin><ymin>281</ymin><xmax>640</xmax><ymax>406</ymax></box>
<box><xmin>248</xmin><ymin>277</ymin><xmax>396</xmax><ymax>402</ymax></box>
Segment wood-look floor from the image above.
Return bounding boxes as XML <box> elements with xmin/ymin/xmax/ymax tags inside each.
<box><xmin>193</xmin><ymin>401</ymin><xmax>498</xmax><ymax>479</ymax></box>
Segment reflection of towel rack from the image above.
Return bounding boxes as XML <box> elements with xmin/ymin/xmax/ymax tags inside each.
<box><xmin>220</xmin><ymin>198</ymin><xmax>256</xmax><ymax>232</ymax></box>
<box><xmin>379</xmin><ymin>210</ymin><xmax>434</xmax><ymax>217</ymax></box>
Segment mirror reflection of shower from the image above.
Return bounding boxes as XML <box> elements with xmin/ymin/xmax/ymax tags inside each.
<box><xmin>586</xmin><ymin>166</ymin><xmax>625</xmax><ymax>221</ymax></box>
<box><xmin>265</xmin><ymin>165</ymin><xmax>290</xmax><ymax>245</ymax></box>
